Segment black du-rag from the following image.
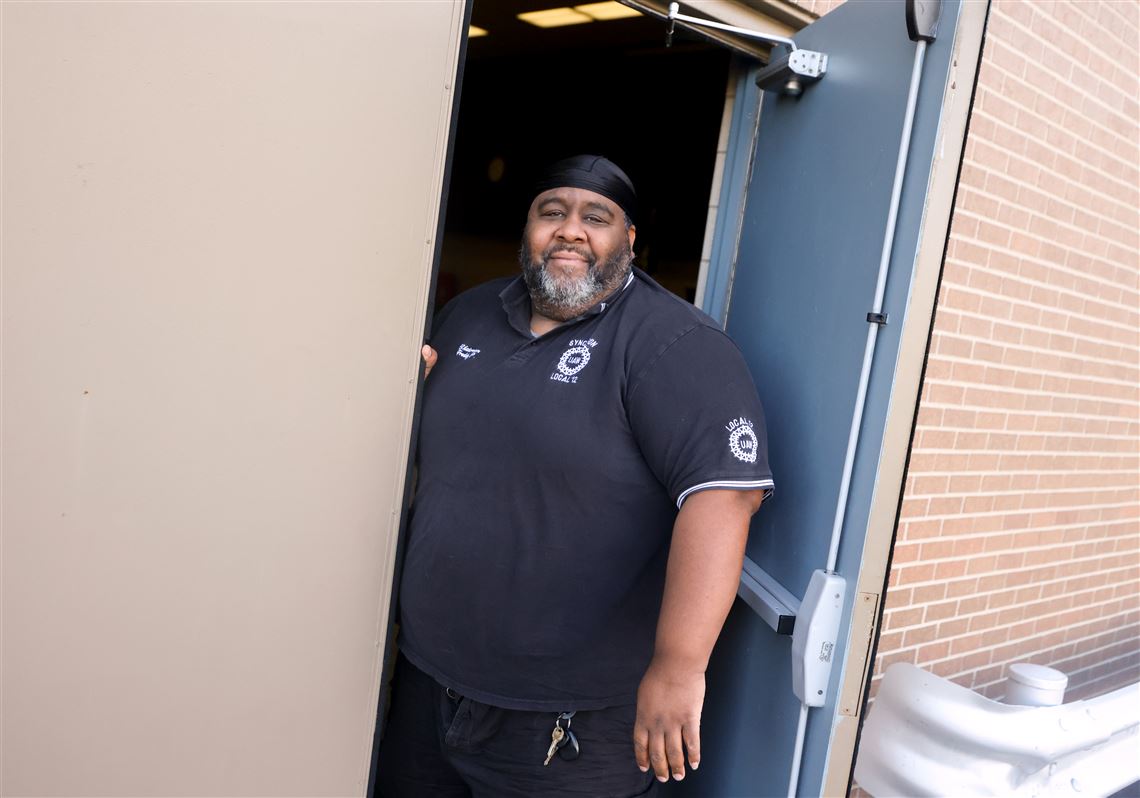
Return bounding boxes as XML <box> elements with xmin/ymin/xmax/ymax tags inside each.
<box><xmin>533</xmin><ymin>155</ymin><xmax>638</xmax><ymax>226</ymax></box>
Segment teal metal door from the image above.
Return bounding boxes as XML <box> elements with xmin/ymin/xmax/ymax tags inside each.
<box><xmin>677</xmin><ymin>1</ymin><xmax>967</xmax><ymax>795</ymax></box>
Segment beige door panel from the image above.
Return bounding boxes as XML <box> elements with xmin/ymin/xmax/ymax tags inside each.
<box><xmin>2</xmin><ymin>2</ymin><xmax>463</xmax><ymax>794</ymax></box>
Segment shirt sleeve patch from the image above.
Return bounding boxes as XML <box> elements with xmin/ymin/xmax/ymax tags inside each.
<box><xmin>726</xmin><ymin>417</ymin><xmax>759</xmax><ymax>463</ymax></box>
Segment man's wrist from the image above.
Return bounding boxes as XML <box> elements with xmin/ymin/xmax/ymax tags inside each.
<box><xmin>646</xmin><ymin>649</ymin><xmax>708</xmax><ymax>678</ymax></box>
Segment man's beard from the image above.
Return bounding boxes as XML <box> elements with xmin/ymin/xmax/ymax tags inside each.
<box><xmin>519</xmin><ymin>237</ymin><xmax>633</xmax><ymax>322</ymax></box>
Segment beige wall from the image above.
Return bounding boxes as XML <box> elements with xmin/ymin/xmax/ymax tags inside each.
<box><xmin>2</xmin><ymin>2</ymin><xmax>463</xmax><ymax>794</ymax></box>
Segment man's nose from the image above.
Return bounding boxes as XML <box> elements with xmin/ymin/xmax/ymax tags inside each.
<box><xmin>556</xmin><ymin>215</ymin><xmax>586</xmax><ymax>241</ymax></box>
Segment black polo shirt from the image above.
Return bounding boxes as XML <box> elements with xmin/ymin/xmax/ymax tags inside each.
<box><xmin>398</xmin><ymin>268</ymin><xmax>773</xmax><ymax>711</ymax></box>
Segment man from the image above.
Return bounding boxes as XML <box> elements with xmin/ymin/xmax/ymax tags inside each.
<box><xmin>377</xmin><ymin>155</ymin><xmax>773</xmax><ymax>797</ymax></box>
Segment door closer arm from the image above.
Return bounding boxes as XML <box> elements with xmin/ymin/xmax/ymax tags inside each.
<box><xmin>665</xmin><ymin>3</ymin><xmax>827</xmax><ymax>96</ymax></box>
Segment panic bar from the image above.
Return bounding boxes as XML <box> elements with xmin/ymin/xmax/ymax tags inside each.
<box><xmin>737</xmin><ymin>556</ymin><xmax>800</xmax><ymax>635</ymax></box>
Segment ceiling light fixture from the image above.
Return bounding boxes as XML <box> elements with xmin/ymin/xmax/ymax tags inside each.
<box><xmin>575</xmin><ymin>1</ymin><xmax>641</xmax><ymax>20</ymax></box>
<box><xmin>468</xmin><ymin>25</ymin><xmax>489</xmax><ymax>37</ymax></box>
<box><xmin>517</xmin><ymin>8</ymin><xmax>593</xmax><ymax>28</ymax></box>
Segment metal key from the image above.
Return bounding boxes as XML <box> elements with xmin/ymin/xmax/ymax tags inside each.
<box><xmin>543</xmin><ymin>724</ymin><xmax>565</xmax><ymax>766</ymax></box>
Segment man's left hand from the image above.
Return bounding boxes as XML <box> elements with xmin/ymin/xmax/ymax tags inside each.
<box><xmin>633</xmin><ymin>656</ymin><xmax>704</xmax><ymax>782</ymax></box>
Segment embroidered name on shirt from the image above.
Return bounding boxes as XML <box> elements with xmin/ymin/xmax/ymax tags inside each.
<box><xmin>726</xmin><ymin>417</ymin><xmax>758</xmax><ymax>463</ymax></box>
<box><xmin>456</xmin><ymin>344</ymin><xmax>481</xmax><ymax>360</ymax></box>
<box><xmin>552</xmin><ymin>338</ymin><xmax>598</xmax><ymax>384</ymax></box>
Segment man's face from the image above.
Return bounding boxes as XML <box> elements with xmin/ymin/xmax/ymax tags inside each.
<box><xmin>519</xmin><ymin>187</ymin><xmax>637</xmax><ymax>321</ymax></box>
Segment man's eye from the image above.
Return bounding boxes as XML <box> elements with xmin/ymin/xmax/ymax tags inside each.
<box><xmin>542</xmin><ymin>210</ymin><xmax>564</xmax><ymax>218</ymax></box>
<box><xmin>585</xmin><ymin>215</ymin><xmax>606</xmax><ymax>224</ymax></box>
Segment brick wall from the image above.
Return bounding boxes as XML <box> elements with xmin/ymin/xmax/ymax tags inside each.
<box><xmin>868</xmin><ymin>0</ymin><xmax>1139</xmax><ymax>711</ymax></box>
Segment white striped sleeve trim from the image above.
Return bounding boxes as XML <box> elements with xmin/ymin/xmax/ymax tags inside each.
<box><xmin>676</xmin><ymin>479</ymin><xmax>775</xmax><ymax>509</ymax></box>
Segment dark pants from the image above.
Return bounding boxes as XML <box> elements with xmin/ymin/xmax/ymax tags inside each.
<box><xmin>376</xmin><ymin>655</ymin><xmax>658</xmax><ymax>798</ymax></box>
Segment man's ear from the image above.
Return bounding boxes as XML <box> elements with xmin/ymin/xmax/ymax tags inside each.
<box><xmin>627</xmin><ymin>224</ymin><xmax>637</xmax><ymax>251</ymax></box>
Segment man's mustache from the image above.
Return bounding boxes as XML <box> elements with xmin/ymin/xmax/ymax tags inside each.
<box><xmin>543</xmin><ymin>244</ymin><xmax>595</xmax><ymax>264</ymax></box>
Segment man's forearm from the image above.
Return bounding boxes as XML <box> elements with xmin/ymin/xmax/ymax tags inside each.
<box><xmin>653</xmin><ymin>487</ymin><xmax>762</xmax><ymax>671</ymax></box>
<box><xmin>633</xmin><ymin>487</ymin><xmax>763</xmax><ymax>782</ymax></box>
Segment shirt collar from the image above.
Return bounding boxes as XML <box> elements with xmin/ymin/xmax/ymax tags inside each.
<box><xmin>499</xmin><ymin>269</ymin><xmax>637</xmax><ymax>338</ymax></box>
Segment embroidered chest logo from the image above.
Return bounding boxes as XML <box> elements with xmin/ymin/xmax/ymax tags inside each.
<box><xmin>551</xmin><ymin>338</ymin><xmax>598</xmax><ymax>384</ymax></box>
<box><xmin>456</xmin><ymin>344</ymin><xmax>481</xmax><ymax>360</ymax></box>
<box><xmin>726</xmin><ymin>417</ymin><xmax>758</xmax><ymax>463</ymax></box>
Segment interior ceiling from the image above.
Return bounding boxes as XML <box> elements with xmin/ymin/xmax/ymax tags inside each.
<box><xmin>467</xmin><ymin>0</ymin><xmax>816</xmax><ymax>60</ymax></box>
<box><xmin>467</xmin><ymin>0</ymin><xmax>714</xmax><ymax>59</ymax></box>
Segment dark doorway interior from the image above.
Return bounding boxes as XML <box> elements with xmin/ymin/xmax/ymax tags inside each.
<box><xmin>437</xmin><ymin>1</ymin><xmax>732</xmax><ymax>309</ymax></box>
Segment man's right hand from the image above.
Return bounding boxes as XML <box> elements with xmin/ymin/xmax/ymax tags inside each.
<box><xmin>421</xmin><ymin>345</ymin><xmax>438</xmax><ymax>378</ymax></box>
